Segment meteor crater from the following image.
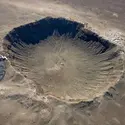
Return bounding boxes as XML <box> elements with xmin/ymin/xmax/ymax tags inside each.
<box><xmin>3</xmin><ymin>17</ymin><xmax>124</xmax><ymax>103</ymax></box>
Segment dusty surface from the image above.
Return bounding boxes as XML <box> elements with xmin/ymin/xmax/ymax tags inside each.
<box><xmin>0</xmin><ymin>0</ymin><xmax>125</xmax><ymax>125</ymax></box>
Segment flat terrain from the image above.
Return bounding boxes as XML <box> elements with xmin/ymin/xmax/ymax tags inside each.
<box><xmin>0</xmin><ymin>0</ymin><xmax>125</xmax><ymax>125</ymax></box>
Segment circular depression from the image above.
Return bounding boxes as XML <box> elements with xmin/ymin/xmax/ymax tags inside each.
<box><xmin>3</xmin><ymin>17</ymin><xmax>124</xmax><ymax>102</ymax></box>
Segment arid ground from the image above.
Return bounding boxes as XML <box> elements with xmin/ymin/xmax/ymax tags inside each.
<box><xmin>0</xmin><ymin>0</ymin><xmax>125</xmax><ymax>125</ymax></box>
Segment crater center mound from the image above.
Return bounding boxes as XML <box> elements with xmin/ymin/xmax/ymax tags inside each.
<box><xmin>3</xmin><ymin>17</ymin><xmax>124</xmax><ymax>102</ymax></box>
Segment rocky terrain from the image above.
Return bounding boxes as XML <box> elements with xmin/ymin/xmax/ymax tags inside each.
<box><xmin>0</xmin><ymin>0</ymin><xmax>125</xmax><ymax>125</ymax></box>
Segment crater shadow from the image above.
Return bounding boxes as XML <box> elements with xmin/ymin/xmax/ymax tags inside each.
<box><xmin>5</xmin><ymin>17</ymin><xmax>114</xmax><ymax>53</ymax></box>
